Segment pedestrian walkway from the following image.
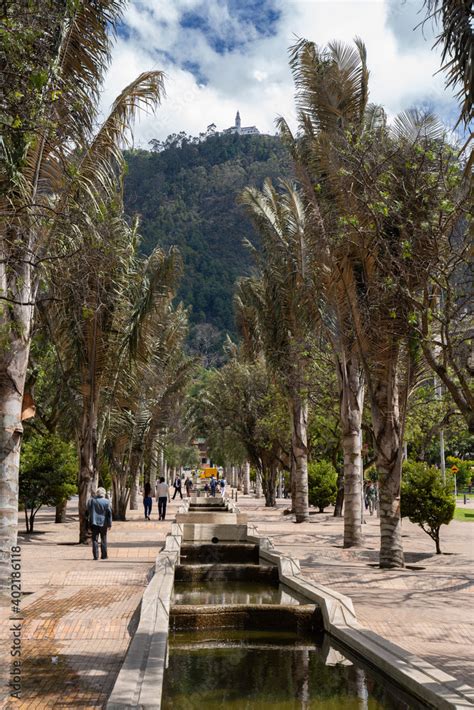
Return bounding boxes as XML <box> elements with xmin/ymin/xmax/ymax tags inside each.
<box><xmin>238</xmin><ymin>496</ymin><xmax>474</xmax><ymax>690</ymax></box>
<box><xmin>1</xmin><ymin>492</ymin><xmax>473</xmax><ymax>708</ymax></box>
<box><xmin>1</xmin><ymin>496</ymin><xmax>183</xmax><ymax>709</ymax></box>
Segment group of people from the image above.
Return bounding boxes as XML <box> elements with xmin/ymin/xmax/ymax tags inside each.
<box><xmin>203</xmin><ymin>475</ymin><xmax>226</xmax><ymax>497</ymax></box>
<box><xmin>85</xmin><ymin>472</ymin><xmax>222</xmax><ymax>560</ymax></box>
<box><xmin>143</xmin><ymin>475</ymin><xmax>193</xmax><ymax>520</ymax></box>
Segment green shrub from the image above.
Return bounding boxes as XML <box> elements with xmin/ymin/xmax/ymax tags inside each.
<box><xmin>308</xmin><ymin>460</ymin><xmax>337</xmax><ymax>512</ymax></box>
<box><xmin>401</xmin><ymin>460</ymin><xmax>455</xmax><ymax>554</ymax></box>
<box><xmin>20</xmin><ymin>434</ymin><xmax>77</xmax><ymax>532</ymax></box>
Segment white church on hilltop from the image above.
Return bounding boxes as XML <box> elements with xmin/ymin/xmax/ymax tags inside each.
<box><xmin>224</xmin><ymin>110</ymin><xmax>260</xmax><ymax>135</ymax></box>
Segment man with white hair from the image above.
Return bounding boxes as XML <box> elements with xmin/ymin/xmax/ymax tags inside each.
<box><xmin>87</xmin><ymin>487</ymin><xmax>113</xmax><ymax>560</ymax></box>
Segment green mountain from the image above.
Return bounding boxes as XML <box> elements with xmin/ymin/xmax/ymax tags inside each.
<box><xmin>123</xmin><ymin>132</ymin><xmax>290</xmax><ymax>340</ymax></box>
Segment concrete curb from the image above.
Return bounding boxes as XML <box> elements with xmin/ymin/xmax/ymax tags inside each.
<box><xmin>106</xmin><ymin>548</ymin><xmax>180</xmax><ymax>710</ymax></box>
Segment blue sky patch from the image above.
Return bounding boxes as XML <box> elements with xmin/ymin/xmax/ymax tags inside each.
<box><xmin>180</xmin><ymin>0</ymin><xmax>281</xmax><ymax>55</ymax></box>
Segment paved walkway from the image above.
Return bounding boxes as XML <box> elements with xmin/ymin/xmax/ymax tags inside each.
<box><xmin>238</xmin><ymin>495</ymin><xmax>474</xmax><ymax>691</ymax></box>
<box><xmin>1</xmin><ymin>492</ymin><xmax>473</xmax><ymax>708</ymax></box>
<box><xmin>1</xmin><ymin>495</ymin><xmax>184</xmax><ymax>709</ymax></box>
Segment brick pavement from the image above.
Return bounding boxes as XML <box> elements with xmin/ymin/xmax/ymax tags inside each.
<box><xmin>238</xmin><ymin>495</ymin><xmax>474</xmax><ymax>690</ymax></box>
<box><xmin>1</xmin><ymin>492</ymin><xmax>473</xmax><ymax>708</ymax></box>
<box><xmin>1</xmin><ymin>495</ymin><xmax>184</xmax><ymax>709</ymax></box>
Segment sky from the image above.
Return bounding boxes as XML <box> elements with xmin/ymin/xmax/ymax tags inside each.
<box><xmin>101</xmin><ymin>0</ymin><xmax>458</xmax><ymax>147</ymax></box>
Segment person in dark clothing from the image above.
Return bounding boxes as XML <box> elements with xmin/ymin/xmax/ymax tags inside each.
<box><xmin>184</xmin><ymin>477</ymin><xmax>193</xmax><ymax>498</ymax></box>
<box><xmin>172</xmin><ymin>475</ymin><xmax>183</xmax><ymax>500</ymax></box>
<box><xmin>87</xmin><ymin>488</ymin><xmax>112</xmax><ymax>560</ymax></box>
<box><xmin>143</xmin><ymin>481</ymin><xmax>152</xmax><ymax>520</ymax></box>
<box><xmin>210</xmin><ymin>475</ymin><xmax>217</xmax><ymax>497</ymax></box>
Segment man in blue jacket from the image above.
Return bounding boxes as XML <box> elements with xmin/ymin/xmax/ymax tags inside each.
<box><xmin>87</xmin><ymin>487</ymin><xmax>113</xmax><ymax>560</ymax></box>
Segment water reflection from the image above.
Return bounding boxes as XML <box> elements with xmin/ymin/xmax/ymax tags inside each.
<box><xmin>172</xmin><ymin>581</ymin><xmax>303</xmax><ymax>606</ymax></box>
<box><xmin>162</xmin><ymin>630</ymin><xmax>419</xmax><ymax>709</ymax></box>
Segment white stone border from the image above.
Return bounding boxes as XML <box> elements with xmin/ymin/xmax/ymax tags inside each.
<box><xmin>246</xmin><ymin>526</ymin><xmax>474</xmax><ymax>710</ymax></box>
<box><xmin>106</xmin><ymin>544</ymin><xmax>181</xmax><ymax>709</ymax></box>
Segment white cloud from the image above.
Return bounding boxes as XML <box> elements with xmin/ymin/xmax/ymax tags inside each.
<box><xmin>100</xmin><ymin>0</ymin><xmax>456</xmax><ymax>147</ymax></box>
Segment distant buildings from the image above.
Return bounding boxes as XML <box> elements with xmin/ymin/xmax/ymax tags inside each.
<box><xmin>223</xmin><ymin>110</ymin><xmax>260</xmax><ymax>136</ymax></box>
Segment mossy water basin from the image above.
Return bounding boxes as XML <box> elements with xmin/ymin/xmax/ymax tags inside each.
<box><xmin>162</xmin><ymin>629</ymin><xmax>421</xmax><ymax>709</ymax></box>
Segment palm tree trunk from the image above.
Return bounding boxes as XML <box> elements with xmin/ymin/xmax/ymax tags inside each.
<box><xmin>0</xmin><ymin>258</ymin><xmax>34</xmax><ymax>589</ymax></box>
<box><xmin>129</xmin><ymin>448</ymin><xmax>142</xmax><ymax>510</ymax></box>
<box><xmin>0</xmin><ymin>381</ymin><xmax>26</xmax><ymax>588</ymax></box>
<box><xmin>243</xmin><ymin>461</ymin><xmax>250</xmax><ymax>495</ymax></box>
<box><xmin>148</xmin><ymin>435</ymin><xmax>159</xmax><ymax>489</ymax></box>
<box><xmin>112</xmin><ymin>473</ymin><xmax>129</xmax><ymax>520</ymax></box>
<box><xmin>338</xmin><ymin>354</ymin><xmax>364</xmax><ymax>547</ymax></box>
<box><xmin>129</xmin><ymin>472</ymin><xmax>139</xmax><ymax>509</ymax></box>
<box><xmin>291</xmin><ymin>393</ymin><xmax>309</xmax><ymax>523</ymax></box>
<box><xmin>370</xmin><ymin>368</ymin><xmax>405</xmax><ymax>568</ymax></box>
<box><xmin>78</xmin><ymin>399</ymin><xmax>98</xmax><ymax>543</ymax></box>
<box><xmin>262</xmin><ymin>463</ymin><xmax>277</xmax><ymax>507</ymax></box>
<box><xmin>334</xmin><ymin>468</ymin><xmax>344</xmax><ymax>517</ymax></box>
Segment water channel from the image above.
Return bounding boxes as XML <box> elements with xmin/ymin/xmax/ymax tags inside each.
<box><xmin>161</xmin><ymin>498</ymin><xmax>426</xmax><ymax>708</ymax></box>
<box><xmin>162</xmin><ymin>627</ymin><xmax>423</xmax><ymax>709</ymax></box>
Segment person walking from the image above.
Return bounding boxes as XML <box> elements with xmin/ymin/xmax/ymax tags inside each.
<box><xmin>219</xmin><ymin>477</ymin><xmax>226</xmax><ymax>498</ymax></box>
<box><xmin>156</xmin><ymin>477</ymin><xmax>170</xmax><ymax>520</ymax></box>
<box><xmin>143</xmin><ymin>481</ymin><xmax>152</xmax><ymax>520</ymax></box>
<box><xmin>184</xmin><ymin>477</ymin><xmax>193</xmax><ymax>498</ymax></box>
<box><xmin>87</xmin><ymin>487</ymin><xmax>112</xmax><ymax>560</ymax></box>
<box><xmin>172</xmin><ymin>475</ymin><xmax>183</xmax><ymax>500</ymax></box>
<box><xmin>210</xmin><ymin>475</ymin><xmax>217</xmax><ymax>497</ymax></box>
<box><xmin>366</xmin><ymin>483</ymin><xmax>377</xmax><ymax>515</ymax></box>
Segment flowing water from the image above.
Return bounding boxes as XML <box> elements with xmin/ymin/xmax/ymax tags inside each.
<box><xmin>172</xmin><ymin>581</ymin><xmax>305</xmax><ymax>606</ymax></box>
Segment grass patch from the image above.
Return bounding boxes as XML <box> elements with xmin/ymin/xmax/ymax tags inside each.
<box><xmin>453</xmin><ymin>508</ymin><xmax>474</xmax><ymax>522</ymax></box>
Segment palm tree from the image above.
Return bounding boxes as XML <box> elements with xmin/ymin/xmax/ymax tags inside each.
<box><xmin>277</xmin><ymin>39</ymin><xmax>370</xmax><ymax>546</ymax></box>
<box><xmin>238</xmin><ymin>180</ymin><xmax>316</xmax><ymax>522</ymax></box>
<box><xmin>0</xmin><ymin>0</ymin><xmax>164</xmax><ymax>574</ymax></box>
<box><xmin>422</xmin><ymin>0</ymin><xmax>473</xmax><ymax>132</ymax></box>
<box><xmin>280</xmin><ymin>39</ymin><xmax>467</xmax><ymax>566</ymax></box>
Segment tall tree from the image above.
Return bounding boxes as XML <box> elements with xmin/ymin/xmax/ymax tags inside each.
<box><xmin>324</xmin><ymin>108</ymin><xmax>467</xmax><ymax>567</ymax></box>
<box><xmin>279</xmin><ymin>38</ymin><xmax>468</xmax><ymax>565</ymax></box>
<box><xmin>237</xmin><ymin>180</ymin><xmax>316</xmax><ymax>521</ymax></box>
<box><xmin>194</xmin><ymin>356</ymin><xmax>290</xmax><ymax>507</ymax></box>
<box><xmin>0</xmin><ymin>0</ymin><xmax>164</xmax><ymax>579</ymax></box>
<box><xmin>278</xmin><ymin>39</ymin><xmax>371</xmax><ymax>545</ymax></box>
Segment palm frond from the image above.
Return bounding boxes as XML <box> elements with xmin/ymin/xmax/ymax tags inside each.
<box><xmin>391</xmin><ymin>109</ymin><xmax>446</xmax><ymax>143</ymax></box>
<box><xmin>74</xmin><ymin>71</ymin><xmax>165</xmax><ymax>206</ymax></box>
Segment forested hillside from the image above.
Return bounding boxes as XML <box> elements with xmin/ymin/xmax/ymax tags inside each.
<box><xmin>124</xmin><ymin>133</ymin><xmax>290</xmax><ymax>339</ymax></box>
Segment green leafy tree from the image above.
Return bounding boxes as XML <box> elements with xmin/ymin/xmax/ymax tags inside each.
<box><xmin>401</xmin><ymin>460</ymin><xmax>455</xmax><ymax>553</ymax></box>
<box><xmin>308</xmin><ymin>461</ymin><xmax>338</xmax><ymax>512</ymax></box>
<box><xmin>193</xmin><ymin>354</ymin><xmax>290</xmax><ymax>507</ymax></box>
<box><xmin>19</xmin><ymin>434</ymin><xmax>77</xmax><ymax>533</ymax></box>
